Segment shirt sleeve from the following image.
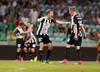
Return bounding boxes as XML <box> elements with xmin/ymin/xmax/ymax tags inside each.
<box><xmin>30</xmin><ymin>32</ymin><xmax>33</xmax><ymax>36</ymax></box>
<box><xmin>51</xmin><ymin>19</ymin><xmax>56</xmax><ymax>23</ymax></box>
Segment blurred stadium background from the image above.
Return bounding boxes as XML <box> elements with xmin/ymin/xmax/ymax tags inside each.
<box><xmin>0</xmin><ymin>0</ymin><xmax>100</xmax><ymax>60</ymax></box>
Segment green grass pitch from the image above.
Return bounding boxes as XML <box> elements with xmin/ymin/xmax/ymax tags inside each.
<box><xmin>0</xmin><ymin>60</ymin><xmax>100</xmax><ymax>72</ymax></box>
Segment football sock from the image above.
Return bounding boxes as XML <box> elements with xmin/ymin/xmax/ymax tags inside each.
<box><xmin>24</xmin><ymin>52</ymin><xmax>27</xmax><ymax>57</ymax></box>
<box><xmin>21</xmin><ymin>51</ymin><xmax>25</xmax><ymax>57</ymax></box>
<box><xmin>29</xmin><ymin>52</ymin><xmax>32</xmax><ymax>59</ymax></box>
<box><xmin>65</xmin><ymin>48</ymin><xmax>70</xmax><ymax>59</ymax></box>
<box><xmin>16</xmin><ymin>52</ymin><xmax>20</xmax><ymax>59</ymax></box>
<box><xmin>39</xmin><ymin>50</ymin><xmax>43</xmax><ymax>61</ymax></box>
<box><xmin>32</xmin><ymin>52</ymin><xmax>36</xmax><ymax>57</ymax></box>
<box><xmin>46</xmin><ymin>49</ymin><xmax>52</xmax><ymax>60</ymax></box>
<box><xmin>77</xmin><ymin>49</ymin><xmax>82</xmax><ymax>60</ymax></box>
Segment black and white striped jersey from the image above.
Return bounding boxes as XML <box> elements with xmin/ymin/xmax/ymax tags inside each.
<box><xmin>26</xmin><ymin>32</ymin><xmax>36</xmax><ymax>43</ymax></box>
<box><xmin>36</xmin><ymin>17</ymin><xmax>56</xmax><ymax>35</ymax></box>
<box><xmin>23</xmin><ymin>27</ymin><xmax>36</xmax><ymax>43</ymax></box>
<box><xmin>71</xmin><ymin>14</ymin><xmax>83</xmax><ymax>37</ymax></box>
<box><xmin>16</xmin><ymin>28</ymin><xmax>24</xmax><ymax>36</ymax></box>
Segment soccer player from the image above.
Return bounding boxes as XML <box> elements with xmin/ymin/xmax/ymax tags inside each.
<box><xmin>96</xmin><ymin>40</ymin><xmax>100</xmax><ymax>62</ymax></box>
<box><xmin>37</xmin><ymin>9</ymin><xmax>70</xmax><ymax>63</ymax></box>
<box><xmin>24</xmin><ymin>22</ymin><xmax>37</xmax><ymax>61</ymax></box>
<box><xmin>12</xmin><ymin>21</ymin><xmax>32</xmax><ymax>61</ymax></box>
<box><xmin>59</xmin><ymin>6</ymin><xmax>87</xmax><ymax>64</ymax></box>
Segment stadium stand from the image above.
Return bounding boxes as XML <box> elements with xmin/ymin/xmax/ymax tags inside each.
<box><xmin>0</xmin><ymin>0</ymin><xmax>100</xmax><ymax>44</ymax></box>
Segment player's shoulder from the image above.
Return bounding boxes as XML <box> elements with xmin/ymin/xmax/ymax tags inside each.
<box><xmin>74</xmin><ymin>14</ymin><xmax>82</xmax><ymax>20</ymax></box>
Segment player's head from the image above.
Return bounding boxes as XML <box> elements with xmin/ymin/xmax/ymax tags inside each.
<box><xmin>19</xmin><ymin>21</ymin><xmax>25</xmax><ymax>27</ymax></box>
<box><xmin>69</xmin><ymin>6</ymin><xmax>76</xmax><ymax>16</ymax></box>
<box><xmin>27</xmin><ymin>22</ymin><xmax>32</xmax><ymax>27</ymax></box>
<box><xmin>46</xmin><ymin>9</ymin><xmax>54</xmax><ymax>18</ymax></box>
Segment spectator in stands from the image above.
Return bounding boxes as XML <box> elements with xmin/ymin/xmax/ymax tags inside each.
<box><xmin>9</xmin><ymin>2</ymin><xmax>15</xmax><ymax>18</ymax></box>
<box><xmin>25</xmin><ymin>0</ymin><xmax>31</xmax><ymax>8</ymax></box>
<box><xmin>31</xmin><ymin>0</ymin><xmax>36</xmax><ymax>6</ymax></box>
<box><xmin>58</xmin><ymin>25</ymin><xmax>65</xmax><ymax>33</ymax></box>
<box><xmin>88</xmin><ymin>16</ymin><xmax>94</xmax><ymax>25</ymax></box>
<box><xmin>51</xmin><ymin>23</ymin><xmax>59</xmax><ymax>33</ymax></box>
<box><xmin>66</xmin><ymin>0</ymin><xmax>73</xmax><ymax>5</ymax></box>
<box><xmin>17</xmin><ymin>0</ymin><xmax>24</xmax><ymax>6</ymax></box>
<box><xmin>0</xmin><ymin>2</ymin><xmax>7</xmax><ymax>22</ymax></box>
<box><xmin>29</xmin><ymin>7</ymin><xmax>38</xmax><ymax>24</ymax></box>
<box><xmin>12</xmin><ymin>0</ymin><xmax>17</xmax><ymax>7</ymax></box>
<box><xmin>15</xmin><ymin>16</ymin><xmax>21</xmax><ymax>27</ymax></box>
<box><xmin>58</xmin><ymin>10</ymin><xmax>64</xmax><ymax>19</ymax></box>
<box><xmin>7</xmin><ymin>33</ymin><xmax>16</xmax><ymax>42</ymax></box>
<box><xmin>79</xmin><ymin>9</ymin><xmax>84</xmax><ymax>18</ymax></box>
<box><xmin>85</xmin><ymin>28</ymin><xmax>90</xmax><ymax>38</ymax></box>
<box><xmin>6</xmin><ymin>17</ymin><xmax>14</xmax><ymax>36</ymax></box>
<box><xmin>97</xmin><ymin>14</ymin><xmax>100</xmax><ymax>25</ymax></box>
<box><xmin>21</xmin><ymin>15</ymin><xmax>29</xmax><ymax>25</ymax></box>
<box><xmin>93</xmin><ymin>15</ymin><xmax>99</xmax><ymax>25</ymax></box>
<box><xmin>15</xmin><ymin>5</ymin><xmax>21</xmax><ymax>18</ymax></box>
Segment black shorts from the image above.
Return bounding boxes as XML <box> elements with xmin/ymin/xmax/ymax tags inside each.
<box><xmin>67</xmin><ymin>33</ymin><xmax>82</xmax><ymax>46</ymax></box>
<box><xmin>16</xmin><ymin>38</ymin><xmax>23</xmax><ymax>48</ymax></box>
<box><xmin>37</xmin><ymin>34</ymin><xmax>52</xmax><ymax>44</ymax></box>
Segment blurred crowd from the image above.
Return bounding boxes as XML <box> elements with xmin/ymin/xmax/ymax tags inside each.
<box><xmin>0</xmin><ymin>0</ymin><xmax>100</xmax><ymax>41</ymax></box>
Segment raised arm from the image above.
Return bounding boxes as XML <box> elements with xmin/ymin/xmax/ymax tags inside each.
<box><xmin>56</xmin><ymin>20</ymin><xmax>71</xmax><ymax>25</ymax></box>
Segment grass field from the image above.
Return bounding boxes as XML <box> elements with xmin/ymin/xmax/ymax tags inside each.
<box><xmin>0</xmin><ymin>60</ymin><xmax>100</xmax><ymax>72</ymax></box>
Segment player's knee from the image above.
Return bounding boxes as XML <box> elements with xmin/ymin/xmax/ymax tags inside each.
<box><xmin>75</xmin><ymin>46</ymin><xmax>80</xmax><ymax>50</ymax></box>
<box><xmin>66</xmin><ymin>44</ymin><xmax>70</xmax><ymax>48</ymax></box>
<box><xmin>17</xmin><ymin>48</ymin><xmax>21</xmax><ymax>52</ymax></box>
<box><xmin>23</xmin><ymin>48</ymin><xmax>27</xmax><ymax>53</ymax></box>
<box><xmin>40</xmin><ymin>43</ymin><xmax>44</xmax><ymax>50</ymax></box>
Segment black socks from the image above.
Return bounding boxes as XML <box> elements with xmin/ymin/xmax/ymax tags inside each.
<box><xmin>39</xmin><ymin>50</ymin><xmax>43</xmax><ymax>61</ymax></box>
<box><xmin>46</xmin><ymin>49</ymin><xmax>52</xmax><ymax>60</ymax></box>
<box><xmin>65</xmin><ymin>48</ymin><xmax>70</xmax><ymax>59</ymax></box>
<box><xmin>77</xmin><ymin>49</ymin><xmax>82</xmax><ymax>60</ymax></box>
<box><xmin>16</xmin><ymin>52</ymin><xmax>20</xmax><ymax>59</ymax></box>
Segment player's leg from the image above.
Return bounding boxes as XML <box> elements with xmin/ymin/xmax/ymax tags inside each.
<box><xmin>29</xmin><ymin>47</ymin><xmax>33</xmax><ymax>61</ymax></box>
<box><xmin>75</xmin><ymin>46</ymin><xmax>83</xmax><ymax>64</ymax></box>
<box><xmin>15</xmin><ymin>39</ymin><xmax>23</xmax><ymax>61</ymax></box>
<box><xmin>46</xmin><ymin>43</ymin><xmax>53</xmax><ymax>61</ymax></box>
<box><xmin>39</xmin><ymin>42</ymin><xmax>44</xmax><ymax>62</ymax></box>
<box><xmin>23</xmin><ymin>47</ymin><xmax>27</xmax><ymax>57</ymax></box>
<box><xmin>31</xmin><ymin>48</ymin><xmax>37</xmax><ymax>61</ymax></box>
<box><xmin>59</xmin><ymin>44</ymin><xmax>71</xmax><ymax>63</ymax></box>
<box><xmin>15</xmin><ymin>48</ymin><xmax>21</xmax><ymax>61</ymax></box>
<box><xmin>96</xmin><ymin>52</ymin><xmax>100</xmax><ymax>62</ymax></box>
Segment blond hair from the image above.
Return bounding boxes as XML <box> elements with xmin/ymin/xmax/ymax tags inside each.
<box><xmin>69</xmin><ymin>6</ymin><xmax>76</xmax><ymax>12</ymax></box>
<box><xmin>46</xmin><ymin>9</ymin><xmax>53</xmax><ymax>15</ymax></box>
<box><xmin>19</xmin><ymin>21</ymin><xmax>25</xmax><ymax>26</ymax></box>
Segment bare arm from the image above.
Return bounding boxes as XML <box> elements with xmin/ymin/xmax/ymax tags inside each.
<box><xmin>56</xmin><ymin>20</ymin><xmax>71</xmax><ymax>25</ymax></box>
<box><xmin>82</xmin><ymin>25</ymin><xmax>87</xmax><ymax>39</ymax></box>
<box><xmin>74</xmin><ymin>25</ymin><xmax>78</xmax><ymax>41</ymax></box>
<box><xmin>25</xmin><ymin>36</ymin><xmax>33</xmax><ymax>44</ymax></box>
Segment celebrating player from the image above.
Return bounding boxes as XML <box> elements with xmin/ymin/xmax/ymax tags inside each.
<box><xmin>24</xmin><ymin>22</ymin><xmax>37</xmax><ymax>61</ymax></box>
<box><xmin>37</xmin><ymin>9</ymin><xmax>70</xmax><ymax>63</ymax></box>
<box><xmin>59</xmin><ymin>6</ymin><xmax>87</xmax><ymax>64</ymax></box>
<box><xmin>96</xmin><ymin>40</ymin><xmax>100</xmax><ymax>62</ymax></box>
<box><xmin>12</xmin><ymin>21</ymin><xmax>32</xmax><ymax>61</ymax></box>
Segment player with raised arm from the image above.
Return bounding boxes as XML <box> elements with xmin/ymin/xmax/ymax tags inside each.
<box><xmin>59</xmin><ymin>6</ymin><xmax>87</xmax><ymax>64</ymax></box>
<box><xmin>24</xmin><ymin>22</ymin><xmax>37</xmax><ymax>61</ymax></box>
<box><xmin>37</xmin><ymin>9</ymin><xmax>70</xmax><ymax>63</ymax></box>
<box><xmin>12</xmin><ymin>21</ymin><xmax>32</xmax><ymax>61</ymax></box>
